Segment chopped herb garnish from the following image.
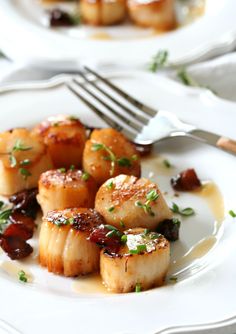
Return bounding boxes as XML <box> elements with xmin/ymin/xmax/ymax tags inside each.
<box><xmin>0</xmin><ymin>201</ymin><xmax>4</xmax><ymax>209</ymax></box>
<box><xmin>131</xmin><ymin>155</ymin><xmax>138</xmax><ymax>161</ymax></box>
<box><xmin>68</xmin><ymin>217</ymin><xmax>75</xmax><ymax>225</ymax></box>
<box><xmin>92</xmin><ymin>143</ymin><xmax>116</xmax><ymax>176</ymax></box>
<box><xmin>82</xmin><ymin>172</ymin><xmax>90</xmax><ymax>181</ymax></box>
<box><xmin>121</xmin><ymin>234</ymin><xmax>127</xmax><ymax>244</ymax></box>
<box><xmin>229</xmin><ymin>210</ymin><xmax>236</xmax><ymax>218</ymax></box>
<box><xmin>58</xmin><ymin>168</ymin><xmax>66</xmax><ymax>173</ymax></box>
<box><xmin>20</xmin><ymin>159</ymin><xmax>31</xmax><ymax>166</ymax></box>
<box><xmin>68</xmin><ymin>115</ymin><xmax>79</xmax><ymax>121</ymax></box>
<box><xmin>9</xmin><ymin>155</ymin><xmax>17</xmax><ymax>168</ymax></box>
<box><xmin>0</xmin><ymin>208</ymin><xmax>12</xmax><ymax>231</ymax></box>
<box><xmin>172</xmin><ymin>217</ymin><xmax>181</xmax><ymax>227</ymax></box>
<box><xmin>177</xmin><ymin>67</ymin><xmax>217</xmax><ymax>95</ymax></box>
<box><xmin>171</xmin><ymin>202</ymin><xmax>195</xmax><ymax>217</ymax></box>
<box><xmin>135</xmin><ymin>283</ymin><xmax>142</xmax><ymax>293</ymax></box>
<box><xmin>169</xmin><ymin>276</ymin><xmax>178</xmax><ymax>283</ymax></box>
<box><xmin>0</xmin><ymin>139</ymin><xmax>33</xmax><ymax>177</ymax></box>
<box><xmin>70</xmin><ymin>165</ymin><xmax>75</xmax><ymax>171</ymax></box>
<box><xmin>108</xmin><ymin>206</ymin><xmax>115</xmax><ymax>213</ymax></box>
<box><xmin>104</xmin><ymin>224</ymin><xmax>122</xmax><ymax>238</ymax></box>
<box><xmin>135</xmin><ymin>189</ymin><xmax>159</xmax><ymax>216</ymax></box>
<box><xmin>12</xmin><ymin>140</ymin><xmax>32</xmax><ymax>152</ymax></box>
<box><xmin>19</xmin><ymin>168</ymin><xmax>32</xmax><ymax>180</ymax></box>
<box><xmin>52</xmin><ymin>122</ymin><xmax>59</xmax><ymax>127</ymax></box>
<box><xmin>129</xmin><ymin>244</ymin><xmax>147</xmax><ymax>254</ymax></box>
<box><xmin>54</xmin><ymin>216</ymin><xmax>70</xmax><ymax>226</ymax></box>
<box><xmin>149</xmin><ymin>50</ymin><xmax>169</xmax><ymax>72</ymax></box>
<box><xmin>120</xmin><ymin>221</ymin><xmax>125</xmax><ymax>228</ymax></box>
<box><xmin>91</xmin><ymin>142</ymin><xmax>134</xmax><ymax>176</ymax></box>
<box><xmin>18</xmin><ymin>270</ymin><xmax>28</xmax><ymax>283</ymax></box>
<box><xmin>163</xmin><ymin>159</ymin><xmax>172</xmax><ymax>168</ymax></box>
<box><xmin>106</xmin><ymin>181</ymin><xmax>114</xmax><ymax>190</ymax></box>
<box><xmin>143</xmin><ymin>228</ymin><xmax>150</xmax><ymax>235</ymax></box>
<box><xmin>117</xmin><ymin>157</ymin><xmax>132</xmax><ymax>167</ymax></box>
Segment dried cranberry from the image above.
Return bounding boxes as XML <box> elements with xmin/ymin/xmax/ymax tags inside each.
<box><xmin>9</xmin><ymin>212</ymin><xmax>35</xmax><ymax>233</ymax></box>
<box><xmin>0</xmin><ymin>235</ymin><xmax>33</xmax><ymax>260</ymax></box>
<box><xmin>89</xmin><ymin>225</ymin><xmax>121</xmax><ymax>253</ymax></box>
<box><xmin>171</xmin><ymin>168</ymin><xmax>201</xmax><ymax>191</ymax></box>
<box><xmin>49</xmin><ymin>9</ymin><xmax>74</xmax><ymax>27</ymax></box>
<box><xmin>157</xmin><ymin>219</ymin><xmax>181</xmax><ymax>242</ymax></box>
<box><xmin>4</xmin><ymin>224</ymin><xmax>33</xmax><ymax>241</ymax></box>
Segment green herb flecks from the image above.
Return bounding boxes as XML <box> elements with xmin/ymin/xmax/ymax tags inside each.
<box><xmin>229</xmin><ymin>210</ymin><xmax>236</xmax><ymax>218</ymax></box>
<box><xmin>82</xmin><ymin>172</ymin><xmax>90</xmax><ymax>181</ymax></box>
<box><xmin>121</xmin><ymin>234</ymin><xmax>127</xmax><ymax>244</ymax></box>
<box><xmin>70</xmin><ymin>165</ymin><xmax>75</xmax><ymax>171</ymax></box>
<box><xmin>106</xmin><ymin>181</ymin><xmax>114</xmax><ymax>190</ymax></box>
<box><xmin>171</xmin><ymin>202</ymin><xmax>195</xmax><ymax>217</ymax></box>
<box><xmin>91</xmin><ymin>142</ymin><xmax>135</xmax><ymax>176</ymax></box>
<box><xmin>0</xmin><ymin>139</ymin><xmax>33</xmax><ymax>180</ymax></box>
<box><xmin>12</xmin><ymin>140</ymin><xmax>32</xmax><ymax>152</ymax></box>
<box><xmin>0</xmin><ymin>208</ymin><xmax>12</xmax><ymax>231</ymax></box>
<box><xmin>149</xmin><ymin>50</ymin><xmax>169</xmax><ymax>72</ymax></box>
<box><xmin>169</xmin><ymin>276</ymin><xmax>178</xmax><ymax>283</ymax></box>
<box><xmin>104</xmin><ymin>224</ymin><xmax>122</xmax><ymax>238</ymax></box>
<box><xmin>58</xmin><ymin>168</ymin><xmax>66</xmax><ymax>173</ymax></box>
<box><xmin>19</xmin><ymin>168</ymin><xmax>32</xmax><ymax>180</ymax></box>
<box><xmin>177</xmin><ymin>67</ymin><xmax>217</xmax><ymax>95</ymax></box>
<box><xmin>120</xmin><ymin>221</ymin><xmax>125</xmax><ymax>228</ymax></box>
<box><xmin>108</xmin><ymin>206</ymin><xmax>115</xmax><ymax>213</ymax></box>
<box><xmin>129</xmin><ymin>244</ymin><xmax>147</xmax><ymax>254</ymax></box>
<box><xmin>163</xmin><ymin>159</ymin><xmax>172</xmax><ymax>168</ymax></box>
<box><xmin>18</xmin><ymin>270</ymin><xmax>28</xmax><ymax>283</ymax></box>
<box><xmin>135</xmin><ymin>189</ymin><xmax>159</xmax><ymax>216</ymax></box>
<box><xmin>135</xmin><ymin>283</ymin><xmax>142</xmax><ymax>293</ymax></box>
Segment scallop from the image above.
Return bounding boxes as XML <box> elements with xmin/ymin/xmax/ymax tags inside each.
<box><xmin>83</xmin><ymin>128</ymin><xmax>141</xmax><ymax>185</ymax></box>
<box><xmin>95</xmin><ymin>174</ymin><xmax>172</xmax><ymax>230</ymax></box>
<box><xmin>39</xmin><ymin>208</ymin><xmax>104</xmax><ymax>276</ymax></box>
<box><xmin>128</xmin><ymin>0</ymin><xmax>176</xmax><ymax>30</ymax></box>
<box><xmin>32</xmin><ymin>115</ymin><xmax>87</xmax><ymax>169</ymax></box>
<box><xmin>0</xmin><ymin>128</ymin><xmax>53</xmax><ymax>195</ymax></box>
<box><xmin>100</xmin><ymin>228</ymin><xmax>170</xmax><ymax>292</ymax></box>
<box><xmin>80</xmin><ymin>0</ymin><xmax>127</xmax><ymax>26</ymax></box>
<box><xmin>37</xmin><ymin>169</ymin><xmax>97</xmax><ymax>215</ymax></box>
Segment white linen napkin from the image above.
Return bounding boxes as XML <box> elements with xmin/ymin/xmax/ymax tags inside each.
<box><xmin>169</xmin><ymin>52</ymin><xmax>236</xmax><ymax>102</ymax></box>
<box><xmin>0</xmin><ymin>52</ymin><xmax>236</xmax><ymax>103</ymax></box>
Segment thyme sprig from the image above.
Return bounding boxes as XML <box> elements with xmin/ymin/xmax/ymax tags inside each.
<box><xmin>92</xmin><ymin>142</ymin><xmax>136</xmax><ymax>176</ymax></box>
<box><xmin>135</xmin><ymin>189</ymin><xmax>159</xmax><ymax>216</ymax></box>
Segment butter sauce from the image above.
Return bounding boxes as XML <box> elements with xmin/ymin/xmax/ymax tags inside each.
<box><xmin>0</xmin><ymin>261</ymin><xmax>33</xmax><ymax>283</ymax></box>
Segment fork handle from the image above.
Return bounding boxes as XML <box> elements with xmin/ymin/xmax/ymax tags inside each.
<box><xmin>189</xmin><ymin>129</ymin><xmax>236</xmax><ymax>156</ymax></box>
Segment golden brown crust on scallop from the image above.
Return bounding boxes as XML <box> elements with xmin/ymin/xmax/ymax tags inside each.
<box><xmin>83</xmin><ymin>128</ymin><xmax>141</xmax><ymax>185</ymax></box>
<box><xmin>37</xmin><ymin>169</ymin><xmax>97</xmax><ymax>214</ymax></box>
<box><xmin>95</xmin><ymin>174</ymin><xmax>172</xmax><ymax>230</ymax></box>
<box><xmin>128</xmin><ymin>0</ymin><xmax>176</xmax><ymax>30</ymax></box>
<box><xmin>39</xmin><ymin>208</ymin><xmax>103</xmax><ymax>276</ymax></box>
<box><xmin>32</xmin><ymin>115</ymin><xmax>87</xmax><ymax>168</ymax></box>
<box><xmin>80</xmin><ymin>0</ymin><xmax>127</xmax><ymax>26</ymax></box>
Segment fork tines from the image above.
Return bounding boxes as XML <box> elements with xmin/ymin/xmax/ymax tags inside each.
<box><xmin>66</xmin><ymin>66</ymin><xmax>158</xmax><ymax>141</ymax></box>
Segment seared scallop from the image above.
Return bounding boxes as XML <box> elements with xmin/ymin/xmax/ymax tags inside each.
<box><xmin>80</xmin><ymin>0</ymin><xmax>126</xmax><ymax>26</ymax></box>
<box><xmin>0</xmin><ymin>128</ymin><xmax>53</xmax><ymax>195</ymax></box>
<box><xmin>128</xmin><ymin>0</ymin><xmax>176</xmax><ymax>30</ymax></box>
<box><xmin>37</xmin><ymin>169</ymin><xmax>97</xmax><ymax>215</ymax></box>
<box><xmin>83</xmin><ymin>128</ymin><xmax>141</xmax><ymax>185</ymax></box>
<box><xmin>32</xmin><ymin>115</ymin><xmax>87</xmax><ymax>169</ymax></box>
<box><xmin>39</xmin><ymin>208</ymin><xmax>104</xmax><ymax>276</ymax></box>
<box><xmin>100</xmin><ymin>228</ymin><xmax>170</xmax><ymax>292</ymax></box>
<box><xmin>95</xmin><ymin>174</ymin><xmax>172</xmax><ymax>230</ymax></box>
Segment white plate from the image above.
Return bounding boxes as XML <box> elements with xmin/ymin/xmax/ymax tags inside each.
<box><xmin>0</xmin><ymin>0</ymin><xmax>236</xmax><ymax>68</ymax></box>
<box><xmin>0</xmin><ymin>71</ymin><xmax>236</xmax><ymax>334</ymax></box>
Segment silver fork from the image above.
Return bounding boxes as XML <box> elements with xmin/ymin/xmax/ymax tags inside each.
<box><xmin>66</xmin><ymin>66</ymin><xmax>236</xmax><ymax>156</ymax></box>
